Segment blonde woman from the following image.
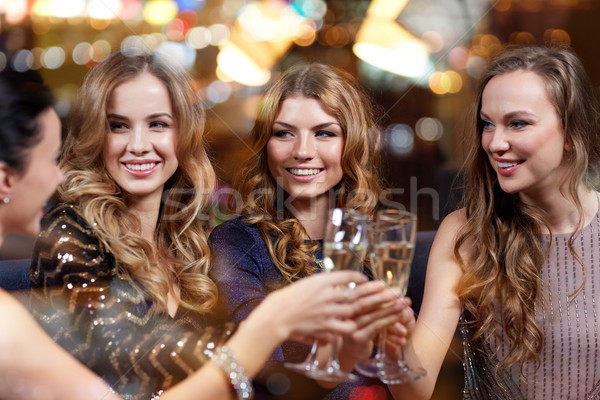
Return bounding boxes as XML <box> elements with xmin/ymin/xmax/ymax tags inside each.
<box><xmin>209</xmin><ymin>63</ymin><xmax>414</xmax><ymax>399</ymax></box>
<box><xmin>28</xmin><ymin>51</ymin><xmax>384</xmax><ymax>400</ymax></box>
<box><xmin>391</xmin><ymin>45</ymin><xmax>600</xmax><ymax>399</ymax></box>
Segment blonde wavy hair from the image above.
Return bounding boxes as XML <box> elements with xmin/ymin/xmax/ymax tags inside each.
<box><xmin>236</xmin><ymin>63</ymin><xmax>382</xmax><ymax>282</ymax></box>
<box><xmin>455</xmin><ymin>45</ymin><xmax>600</xmax><ymax>377</ymax></box>
<box><xmin>59</xmin><ymin>50</ymin><xmax>217</xmax><ymax>314</ymax></box>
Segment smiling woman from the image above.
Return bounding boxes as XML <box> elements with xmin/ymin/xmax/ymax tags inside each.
<box><xmin>266</xmin><ymin>96</ymin><xmax>345</xmax><ymax>218</ymax></box>
<box><xmin>389</xmin><ymin>44</ymin><xmax>600</xmax><ymax>400</ymax></box>
<box><xmin>208</xmin><ymin>63</ymin><xmax>415</xmax><ymax>399</ymax></box>
<box><xmin>479</xmin><ymin>70</ymin><xmax>569</xmax><ymax>196</ymax></box>
<box><xmin>103</xmin><ymin>72</ymin><xmax>179</xmax><ymax>236</ymax></box>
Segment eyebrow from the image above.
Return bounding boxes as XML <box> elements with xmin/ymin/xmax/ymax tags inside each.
<box><xmin>107</xmin><ymin>112</ymin><xmax>173</xmax><ymax>120</ymax></box>
<box><xmin>273</xmin><ymin>121</ymin><xmax>341</xmax><ymax>130</ymax></box>
<box><xmin>479</xmin><ymin>110</ymin><xmax>536</xmax><ymax>120</ymax></box>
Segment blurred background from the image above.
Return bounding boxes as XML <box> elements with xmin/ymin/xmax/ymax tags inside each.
<box><xmin>1</xmin><ymin>1</ymin><xmax>599</xmax><ymax>397</ymax></box>
<box><xmin>3</xmin><ymin>0</ymin><xmax>599</xmax><ymax>233</ymax></box>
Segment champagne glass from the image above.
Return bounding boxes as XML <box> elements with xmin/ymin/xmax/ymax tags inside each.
<box><xmin>355</xmin><ymin>209</ymin><xmax>426</xmax><ymax>384</ymax></box>
<box><xmin>285</xmin><ymin>208</ymin><xmax>369</xmax><ymax>382</ymax></box>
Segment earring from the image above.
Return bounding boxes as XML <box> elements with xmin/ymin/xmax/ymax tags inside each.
<box><xmin>2</xmin><ymin>197</ymin><xmax>9</xmax><ymax>204</ymax></box>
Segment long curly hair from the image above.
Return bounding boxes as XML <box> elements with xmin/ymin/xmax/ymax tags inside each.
<box><xmin>455</xmin><ymin>44</ymin><xmax>600</xmax><ymax>376</ymax></box>
<box><xmin>237</xmin><ymin>63</ymin><xmax>382</xmax><ymax>282</ymax></box>
<box><xmin>59</xmin><ymin>50</ymin><xmax>217</xmax><ymax>314</ymax></box>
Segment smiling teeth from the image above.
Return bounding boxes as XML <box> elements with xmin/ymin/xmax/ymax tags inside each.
<box><xmin>126</xmin><ymin>163</ymin><xmax>156</xmax><ymax>171</ymax></box>
<box><xmin>290</xmin><ymin>168</ymin><xmax>321</xmax><ymax>176</ymax></box>
<box><xmin>498</xmin><ymin>161</ymin><xmax>520</xmax><ymax>168</ymax></box>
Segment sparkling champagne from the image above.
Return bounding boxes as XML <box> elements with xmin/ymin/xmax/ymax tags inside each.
<box><xmin>374</xmin><ymin>241</ymin><xmax>414</xmax><ymax>294</ymax></box>
<box><xmin>323</xmin><ymin>242</ymin><xmax>366</xmax><ymax>272</ymax></box>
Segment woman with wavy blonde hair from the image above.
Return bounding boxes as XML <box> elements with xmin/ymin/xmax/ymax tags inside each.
<box><xmin>391</xmin><ymin>45</ymin><xmax>600</xmax><ymax>399</ymax></box>
<box><xmin>209</xmin><ymin>63</ymin><xmax>414</xmax><ymax>399</ymax></box>
<box><xmin>56</xmin><ymin>48</ymin><xmax>216</xmax><ymax>314</ymax></box>
<box><xmin>28</xmin><ymin>51</ymin><xmax>404</xmax><ymax>400</ymax></box>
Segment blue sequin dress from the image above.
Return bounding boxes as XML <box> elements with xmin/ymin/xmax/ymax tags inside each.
<box><xmin>208</xmin><ymin>217</ymin><xmax>392</xmax><ymax>400</ymax></box>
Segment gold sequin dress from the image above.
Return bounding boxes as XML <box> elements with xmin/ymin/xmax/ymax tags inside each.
<box><xmin>29</xmin><ymin>204</ymin><xmax>232</xmax><ymax>400</ymax></box>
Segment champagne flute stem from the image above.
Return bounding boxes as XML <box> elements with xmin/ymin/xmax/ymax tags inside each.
<box><xmin>307</xmin><ymin>340</ymin><xmax>320</xmax><ymax>368</ymax></box>
<box><xmin>375</xmin><ymin>327</ymin><xmax>388</xmax><ymax>362</ymax></box>
<box><xmin>325</xmin><ymin>338</ymin><xmax>342</xmax><ymax>371</ymax></box>
<box><xmin>398</xmin><ymin>344</ymin><xmax>409</xmax><ymax>367</ymax></box>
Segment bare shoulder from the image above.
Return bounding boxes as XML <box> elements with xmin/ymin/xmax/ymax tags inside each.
<box><xmin>438</xmin><ymin>209</ymin><xmax>467</xmax><ymax>234</ymax></box>
<box><xmin>431</xmin><ymin>209</ymin><xmax>467</xmax><ymax>254</ymax></box>
<box><xmin>423</xmin><ymin>208</ymin><xmax>472</xmax><ymax>289</ymax></box>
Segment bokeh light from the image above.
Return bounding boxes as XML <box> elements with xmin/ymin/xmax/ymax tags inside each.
<box><xmin>416</xmin><ymin>117</ymin><xmax>443</xmax><ymax>141</ymax></box>
<box><xmin>120</xmin><ymin>0</ymin><xmax>143</xmax><ymax>19</ymax></box>
<box><xmin>510</xmin><ymin>31</ymin><xmax>536</xmax><ymax>44</ymax></box>
<box><xmin>175</xmin><ymin>0</ymin><xmax>205</xmax><ymax>12</ymax></box>
<box><xmin>421</xmin><ymin>31</ymin><xmax>444</xmax><ymax>53</ymax></box>
<box><xmin>186</xmin><ymin>26</ymin><xmax>212</xmax><ymax>49</ymax></box>
<box><xmin>90</xmin><ymin>18</ymin><xmax>111</xmax><ymax>30</ymax></box>
<box><xmin>42</xmin><ymin>46</ymin><xmax>66</xmax><ymax>69</ymax></box>
<box><xmin>447</xmin><ymin>46</ymin><xmax>469</xmax><ymax>70</ymax></box>
<box><xmin>30</xmin><ymin>47</ymin><xmax>45</xmax><ymax>70</ymax></box>
<box><xmin>90</xmin><ymin>40</ymin><xmax>112</xmax><ymax>62</ymax></box>
<box><xmin>32</xmin><ymin>0</ymin><xmax>50</xmax><ymax>16</ymax></box>
<box><xmin>428</xmin><ymin>70</ymin><xmax>462</xmax><ymax>95</ymax></box>
<box><xmin>3</xmin><ymin>0</ymin><xmax>29</xmax><ymax>24</ymax></box>
<box><xmin>466</xmin><ymin>55</ymin><xmax>486</xmax><ymax>79</ymax></box>
<box><xmin>216</xmin><ymin>43</ymin><xmax>271</xmax><ymax>87</ymax></box>
<box><xmin>73</xmin><ymin>42</ymin><xmax>92</xmax><ymax>65</ymax></box>
<box><xmin>206</xmin><ymin>80</ymin><xmax>232</xmax><ymax>104</ymax></box>
<box><xmin>32</xmin><ymin>17</ymin><xmax>53</xmax><ymax>35</ymax></box>
<box><xmin>121</xmin><ymin>35</ymin><xmax>147</xmax><ymax>56</ymax></box>
<box><xmin>12</xmin><ymin>49</ymin><xmax>33</xmax><ymax>72</ymax></box>
<box><xmin>50</xmin><ymin>0</ymin><xmax>86</xmax><ymax>18</ymax></box>
<box><xmin>88</xmin><ymin>0</ymin><xmax>123</xmax><ymax>19</ymax></box>
<box><xmin>155</xmin><ymin>41</ymin><xmax>197</xmax><ymax>70</ymax></box>
<box><xmin>209</xmin><ymin>24</ymin><xmax>230</xmax><ymax>46</ymax></box>
<box><xmin>291</xmin><ymin>0</ymin><xmax>315</xmax><ymax>18</ymax></box>
<box><xmin>544</xmin><ymin>28</ymin><xmax>571</xmax><ymax>45</ymax></box>
<box><xmin>143</xmin><ymin>0</ymin><xmax>178</xmax><ymax>25</ymax></box>
<box><xmin>143</xmin><ymin>33</ymin><xmax>168</xmax><ymax>51</ymax></box>
<box><xmin>293</xmin><ymin>20</ymin><xmax>317</xmax><ymax>47</ymax></box>
<box><xmin>387</xmin><ymin>124</ymin><xmax>414</xmax><ymax>156</ymax></box>
<box><xmin>221</xmin><ymin>0</ymin><xmax>245</xmax><ymax>19</ymax></box>
<box><xmin>165</xmin><ymin>18</ymin><xmax>188</xmax><ymax>41</ymax></box>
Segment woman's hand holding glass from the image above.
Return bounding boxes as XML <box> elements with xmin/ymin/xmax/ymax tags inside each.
<box><xmin>354</xmin><ymin>209</ymin><xmax>426</xmax><ymax>384</ymax></box>
<box><xmin>337</xmin><ymin>282</ymin><xmax>413</xmax><ymax>370</ymax></box>
<box><xmin>262</xmin><ymin>270</ymin><xmax>368</xmax><ymax>344</ymax></box>
<box><xmin>285</xmin><ymin>208</ymin><xmax>370</xmax><ymax>382</ymax></box>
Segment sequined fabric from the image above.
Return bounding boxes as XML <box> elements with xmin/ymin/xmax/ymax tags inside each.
<box><xmin>461</xmin><ymin>207</ymin><xmax>600</xmax><ymax>400</ymax></box>
<box><xmin>208</xmin><ymin>217</ymin><xmax>392</xmax><ymax>400</ymax></box>
<box><xmin>29</xmin><ymin>204</ymin><xmax>233</xmax><ymax>400</ymax></box>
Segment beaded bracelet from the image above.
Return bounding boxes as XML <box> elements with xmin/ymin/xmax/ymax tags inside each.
<box><xmin>209</xmin><ymin>345</ymin><xmax>254</xmax><ymax>400</ymax></box>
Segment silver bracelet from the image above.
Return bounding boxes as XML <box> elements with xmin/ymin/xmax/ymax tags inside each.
<box><xmin>207</xmin><ymin>345</ymin><xmax>254</xmax><ymax>399</ymax></box>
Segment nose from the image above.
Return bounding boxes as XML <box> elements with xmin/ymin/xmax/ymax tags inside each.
<box><xmin>486</xmin><ymin>128</ymin><xmax>510</xmax><ymax>154</ymax></box>
<box><xmin>292</xmin><ymin>133</ymin><xmax>315</xmax><ymax>160</ymax></box>
<box><xmin>127</xmin><ymin>127</ymin><xmax>151</xmax><ymax>155</ymax></box>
